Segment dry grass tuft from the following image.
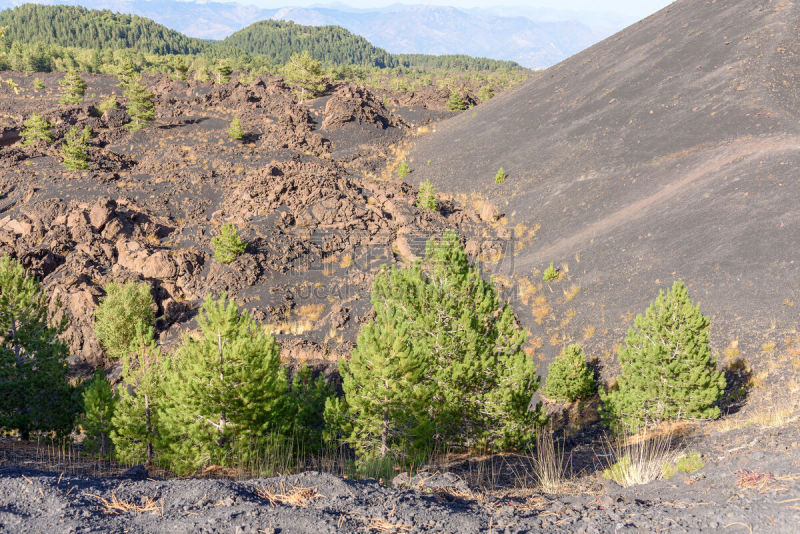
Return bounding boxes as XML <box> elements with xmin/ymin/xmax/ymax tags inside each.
<box><xmin>736</xmin><ymin>470</ymin><xmax>775</xmax><ymax>491</ymax></box>
<box><xmin>600</xmin><ymin>428</ymin><xmax>678</xmax><ymax>488</ymax></box>
<box><xmin>86</xmin><ymin>492</ymin><xmax>163</xmax><ymax>516</ymax></box>
<box><xmin>353</xmin><ymin>515</ymin><xmax>413</xmax><ymax>532</ymax></box>
<box><xmin>255</xmin><ymin>482</ymin><xmax>322</xmax><ymax>508</ymax></box>
<box><xmin>530</xmin><ymin>426</ymin><xmax>571</xmax><ymax>493</ymax></box>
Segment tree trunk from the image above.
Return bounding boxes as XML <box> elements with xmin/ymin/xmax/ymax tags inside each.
<box><xmin>144</xmin><ymin>393</ymin><xmax>153</xmax><ymax>463</ymax></box>
<box><xmin>217</xmin><ymin>333</ymin><xmax>227</xmax><ymax>448</ymax></box>
<box><xmin>380</xmin><ymin>407</ymin><xmax>388</xmax><ymax>459</ymax></box>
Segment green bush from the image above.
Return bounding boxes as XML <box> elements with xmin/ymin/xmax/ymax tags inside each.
<box><xmin>663</xmin><ymin>451</ymin><xmax>704</xmax><ymax>479</ymax></box>
<box><xmin>121</xmin><ymin>72</ymin><xmax>155</xmax><ymax>132</ymax></box>
<box><xmin>495</xmin><ymin>167</ymin><xmax>506</xmax><ymax>184</ymax></box>
<box><xmin>542</xmin><ymin>344</ymin><xmax>596</xmax><ymax>402</ymax></box>
<box><xmin>542</xmin><ymin>262</ymin><xmax>559</xmax><ymax>282</ymax></box>
<box><xmin>32</xmin><ymin>77</ymin><xmax>45</xmax><ymax>90</ymax></box>
<box><xmin>0</xmin><ymin>254</ymin><xmax>75</xmax><ymax>439</ymax></box>
<box><xmin>93</xmin><ymin>281</ymin><xmax>155</xmax><ymax>359</ymax></box>
<box><xmin>395</xmin><ymin>160</ymin><xmax>410</xmax><ymax>178</ymax></box>
<box><xmin>228</xmin><ymin>115</ymin><xmax>244</xmax><ymax>140</ymax></box>
<box><xmin>416</xmin><ymin>179</ymin><xmax>437</xmax><ymax>211</ymax></box>
<box><xmin>211</xmin><ymin>223</ymin><xmax>247</xmax><ymax>263</ymax></box>
<box><xmin>477</xmin><ymin>85</ymin><xmax>495</xmax><ymax>101</ymax></box>
<box><xmin>600</xmin><ymin>280</ymin><xmax>726</xmax><ymax>432</ymax></box>
<box><xmin>81</xmin><ymin>369</ymin><xmax>116</xmax><ymax>459</ymax></box>
<box><xmin>95</xmin><ymin>96</ymin><xmax>117</xmax><ymax>115</ymax></box>
<box><xmin>20</xmin><ymin>113</ymin><xmax>53</xmax><ymax>145</ymax></box>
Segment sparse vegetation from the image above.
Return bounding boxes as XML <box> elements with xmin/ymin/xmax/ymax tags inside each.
<box><xmin>494</xmin><ymin>167</ymin><xmax>506</xmax><ymax>184</ymax></box>
<box><xmin>662</xmin><ymin>451</ymin><xmax>704</xmax><ymax>479</ymax></box>
<box><xmin>600</xmin><ymin>280</ymin><xmax>726</xmax><ymax>433</ymax></box>
<box><xmin>543</xmin><ymin>262</ymin><xmax>559</xmax><ymax>282</ymax></box>
<box><xmin>601</xmin><ymin>429</ymin><xmax>677</xmax><ymax>487</ymax></box>
<box><xmin>95</xmin><ymin>96</ymin><xmax>117</xmax><ymax>115</ymax></box>
<box><xmin>416</xmin><ymin>179</ymin><xmax>438</xmax><ymax>211</ymax></box>
<box><xmin>121</xmin><ymin>70</ymin><xmax>155</xmax><ymax>131</ymax></box>
<box><xmin>21</xmin><ymin>113</ymin><xmax>53</xmax><ymax>145</ymax></box>
<box><xmin>93</xmin><ymin>281</ymin><xmax>156</xmax><ymax>360</ymax></box>
<box><xmin>32</xmin><ymin>76</ymin><xmax>45</xmax><ymax>90</ymax></box>
<box><xmin>211</xmin><ymin>223</ymin><xmax>247</xmax><ymax>264</ymax></box>
<box><xmin>543</xmin><ymin>344</ymin><xmax>596</xmax><ymax>402</ymax></box>
<box><xmin>396</xmin><ymin>160</ymin><xmax>411</xmax><ymax>178</ymax></box>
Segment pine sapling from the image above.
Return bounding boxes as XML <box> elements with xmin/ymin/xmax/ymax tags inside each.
<box><xmin>495</xmin><ymin>167</ymin><xmax>507</xmax><ymax>184</ymax></box>
<box><xmin>416</xmin><ymin>179</ymin><xmax>437</xmax><ymax>211</ymax></box>
<box><xmin>228</xmin><ymin>115</ymin><xmax>244</xmax><ymax>140</ymax></box>
<box><xmin>61</xmin><ymin>125</ymin><xmax>91</xmax><ymax>170</ymax></box>
<box><xmin>20</xmin><ymin>113</ymin><xmax>52</xmax><ymax>145</ymax></box>
<box><xmin>543</xmin><ymin>344</ymin><xmax>596</xmax><ymax>402</ymax></box>
<box><xmin>81</xmin><ymin>370</ymin><xmax>116</xmax><ymax>459</ymax></box>
<box><xmin>58</xmin><ymin>70</ymin><xmax>87</xmax><ymax>105</ymax></box>
<box><xmin>212</xmin><ymin>223</ymin><xmax>247</xmax><ymax>264</ymax></box>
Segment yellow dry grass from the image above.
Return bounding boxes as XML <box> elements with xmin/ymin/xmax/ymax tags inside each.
<box><xmin>86</xmin><ymin>493</ymin><xmax>163</xmax><ymax>516</ymax></box>
<box><xmin>255</xmin><ymin>482</ymin><xmax>322</xmax><ymax>508</ymax></box>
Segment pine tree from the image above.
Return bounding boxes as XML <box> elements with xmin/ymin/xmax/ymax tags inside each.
<box><xmin>542</xmin><ymin>344</ymin><xmax>596</xmax><ymax>402</ymax></box>
<box><xmin>335</xmin><ymin>287</ymin><xmax>432</xmax><ymax>463</ymax></box>
<box><xmin>110</xmin><ymin>324</ymin><xmax>161</xmax><ymax>465</ymax></box>
<box><xmin>228</xmin><ymin>115</ymin><xmax>244</xmax><ymax>140</ymax></box>
<box><xmin>211</xmin><ymin>223</ymin><xmax>247</xmax><ymax>264</ymax></box>
<box><xmin>0</xmin><ymin>254</ymin><xmax>74</xmax><ymax>439</ymax></box>
<box><xmin>286</xmin><ymin>366</ymin><xmax>334</xmax><ymax>452</ymax></box>
<box><xmin>20</xmin><ymin>113</ymin><xmax>52</xmax><ymax>145</ymax></box>
<box><xmin>336</xmin><ymin>232</ymin><xmax>542</xmax><ymax>461</ymax></box>
<box><xmin>58</xmin><ymin>70</ymin><xmax>87</xmax><ymax>105</ymax></box>
<box><xmin>282</xmin><ymin>50</ymin><xmax>325</xmax><ymax>99</ymax></box>
<box><xmin>214</xmin><ymin>60</ymin><xmax>232</xmax><ymax>85</ymax></box>
<box><xmin>157</xmin><ymin>294</ymin><xmax>289</xmax><ymax>474</ymax></box>
<box><xmin>495</xmin><ymin>167</ymin><xmax>506</xmax><ymax>184</ymax></box>
<box><xmin>600</xmin><ymin>280</ymin><xmax>726</xmax><ymax>432</ymax></box>
<box><xmin>32</xmin><ymin>77</ymin><xmax>44</xmax><ymax>90</ymax></box>
<box><xmin>94</xmin><ymin>281</ymin><xmax>155</xmax><ymax>360</ymax></box>
<box><xmin>81</xmin><ymin>370</ymin><xmax>115</xmax><ymax>459</ymax></box>
<box><xmin>446</xmin><ymin>90</ymin><xmax>468</xmax><ymax>111</ymax></box>
<box><xmin>61</xmin><ymin>125</ymin><xmax>91</xmax><ymax>170</ymax></box>
<box><xmin>122</xmin><ymin>73</ymin><xmax>155</xmax><ymax>132</ymax></box>
<box><xmin>416</xmin><ymin>180</ymin><xmax>437</xmax><ymax>211</ymax></box>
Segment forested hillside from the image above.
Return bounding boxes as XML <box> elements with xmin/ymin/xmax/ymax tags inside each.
<box><xmin>0</xmin><ymin>4</ymin><xmax>211</xmax><ymax>55</ymax></box>
<box><xmin>221</xmin><ymin>20</ymin><xmax>397</xmax><ymax>68</ymax></box>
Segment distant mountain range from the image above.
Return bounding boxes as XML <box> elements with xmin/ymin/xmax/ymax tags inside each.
<box><xmin>0</xmin><ymin>1</ymin><xmax>638</xmax><ymax>68</ymax></box>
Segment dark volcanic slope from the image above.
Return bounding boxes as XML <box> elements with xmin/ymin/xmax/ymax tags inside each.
<box><xmin>409</xmin><ymin>0</ymin><xmax>800</xmax><ymax>365</ymax></box>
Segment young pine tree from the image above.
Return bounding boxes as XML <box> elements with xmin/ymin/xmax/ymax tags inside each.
<box><xmin>58</xmin><ymin>70</ymin><xmax>87</xmax><ymax>105</ymax></box>
<box><xmin>123</xmin><ymin>74</ymin><xmax>155</xmax><ymax>132</ymax></box>
<box><xmin>81</xmin><ymin>370</ymin><xmax>116</xmax><ymax>459</ymax></box>
<box><xmin>283</xmin><ymin>51</ymin><xmax>325</xmax><ymax>99</ymax></box>
<box><xmin>110</xmin><ymin>324</ymin><xmax>162</xmax><ymax>465</ymax></box>
<box><xmin>542</xmin><ymin>344</ymin><xmax>596</xmax><ymax>402</ymax></box>
<box><xmin>214</xmin><ymin>60</ymin><xmax>232</xmax><ymax>85</ymax></box>
<box><xmin>0</xmin><ymin>255</ymin><xmax>74</xmax><ymax>439</ymax></box>
<box><xmin>20</xmin><ymin>113</ymin><xmax>52</xmax><ymax>145</ymax></box>
<box><xmin>446</xmin><ymin>90</ymin><xmax>468</xmax><ymax>111</ymax></box>
<box><xmin>157</xmin><ymin>294</ymin><xmax>289</xmax><ymax>474</ymax></box>
<box><xmin>416</xmin><ymin>180</ymin><xmax>437</xmax><ymax>211</ymax></box>
<box><xmin>228</xmin><ymin>115</ymin><xmax>244</xmax><ymax>140</ymax></box>
<box><xmin>32</xmin><ymin>77</ymin><xmax>45</xmax><ymax>90</ymax></box>
<box><xmin>211</xmin><ymin>223</ymin><xmax>247</xmax><ymax>264</ymax></box>
<box><xmin>94</xmin><ymin>281</ymin><xmax>155</xmax><ymax>360</ymax></box>
<box><xmin>334</xmin><ymin>290</ymin><xmax>432</xmax><ymax>463</ymax></box>
<box><xmin>286</xmin><ymin>366</ymin><xmax>334</xmax><ymax>452</ymax></box>
<box><xmin>600</xmin><ymin>280</ymin><xmax>726</xmax><ymax>432</ymax></box>
<box><xmin>61</xmin><ymin>125</ymin><xmax>91</xmax><ymax>170</ymax></box>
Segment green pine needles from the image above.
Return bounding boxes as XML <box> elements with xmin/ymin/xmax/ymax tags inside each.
<box><xmin>93</xmin><ymin>281</ymin><xmax>156</xmax><ymax>359</ymax></box>
<box><xmin>600</xmin><ymin>280</ymin><xmax>726</xmax><ymax>432</ymax></box>
<box><xmin>0</xmin><ymin>254</ymin><xmax>74</xmax><ymax>439</ymax></box>
<box><xmin>329</xmin><ymin>231</ymin><xmax>543</xmax><ymax>465</ymax></box>
<box><xmin>121</xmin><ymin>71</ymin><xmax>155</xmax><ymax>131</ymax></box>
<box><xmin>61</xmin><ymin>125</ymin><xmax>91</xmax><ymax>170</ymax></box>
<box><xmin>214</xmin><ymin>60</ymin><xmax>232</xmax><ymax>85</ymax></box>
<box><xmin>228</xmin><ymin>115</ymin><xmax>244</xmax><ymax>140</ymax></box>
<box><xmin>283</xmin><ymin>50</ymin><xmax>325</xmax><ymax>99</ymax></box>
<box><xmin>543</xmin><ymin>262</ymin><xmax>559</xmax><ymax>282</ymax></box>
<box><xmin>157</xmin><ymin>294</ymin><xmax>290</xmax><ymax>474</ymax></box>
<box><xmin>212</xmin><ymin>223</ymin><xmax>247</xmax><ymax>264</ymax></box>
<box><xmin>81</xmin><ymin>369</ymin><xmax>116</xmax><ymax>459</ymax></box>
<box><xmin>542</xmin><ymin>344</ymin><xmax>596</xmax><ymax>402</ymax></box>
<box><xmin>416</xmin><ymin>179</ymin><xmax>437</xmax><ymax>211</ymax></box>
<box><xmin>495</xmin><ymin>167</ymin><xmax>506</xmax><ymax>184</ymax></box>
<box><xmin>110</xmin><ymin>324</ymin><xmax>162</xmax><ymax>465</ymax></box>
<box><xmin>446</xmin><ymin>90</ymin><xmax>468</xmax><ymax>111</ymax></box>
<box><xmin>58</xmin><ymin>70</ymin><xmax>87</xmax><ymax>105</ymax></box>
<box><xmin>396</xmin><ymin>161</ymin><xmax>411</xmax><ymax>178</ymax></box>
<box><xmin>21</xmin><ymin>113</ymin><xmax>53</xmax><ymax>145</ymax></box>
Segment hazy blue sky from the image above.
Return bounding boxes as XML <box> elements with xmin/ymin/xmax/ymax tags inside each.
<box><xmin>261</xmin><ymin>1</ymin><xmax>675</xmax><ymax>19</ymax></box>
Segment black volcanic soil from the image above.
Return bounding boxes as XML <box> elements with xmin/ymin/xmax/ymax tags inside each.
<box><xmin>408</xmin><ymin>0</ymin><xmax>800</xmax><ymax>389</ymax></box>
